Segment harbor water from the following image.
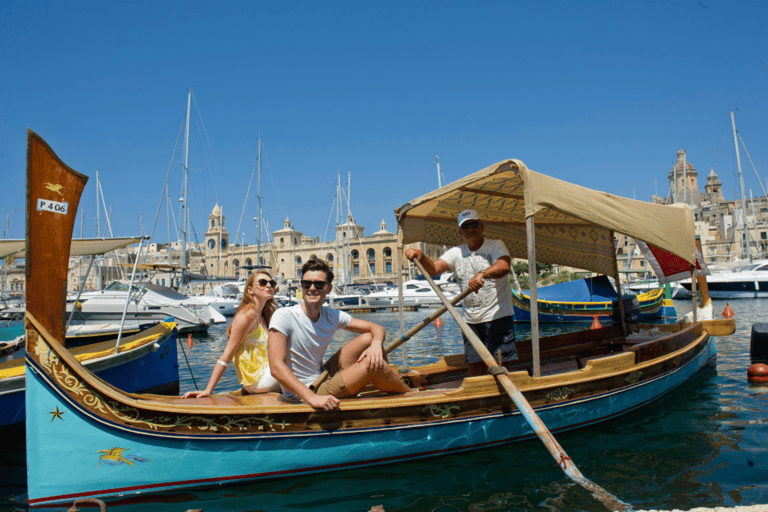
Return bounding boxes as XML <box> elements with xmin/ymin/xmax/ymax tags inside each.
<box><xmin>1</xmin><ymin>298</ymin><xmax>767</xmax><ymax>511</ymax></box>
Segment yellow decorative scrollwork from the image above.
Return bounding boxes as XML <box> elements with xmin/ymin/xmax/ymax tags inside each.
<box><xmin>545</xmin><ymin>386</ymin><xmax>576</xmax><ymax>401</ymax></box>
<box><xmin>35</xmin><ymin>337</ymin><xmax>289</xmax><ymax>433</ymax></box>
<box><xmin>424</xmin><ymin>404</ymin><xmax>459</xmax><ymax>419</ymax></box>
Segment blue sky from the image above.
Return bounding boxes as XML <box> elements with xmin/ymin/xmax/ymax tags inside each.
<box><xmin>2</xmin><ymin>1</ymin><xmax>767</xmax><ymax>247</ymax></box>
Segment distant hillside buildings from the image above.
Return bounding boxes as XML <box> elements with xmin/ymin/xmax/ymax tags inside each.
<box><xmin>5</xmin><ymin>147</ymin><xmax>765</xmax><ymax>298</ymax></box>
<box><xmin>618</xmin><ymin>148</ymin><xmax>768</xmax><ymax>276</ymax></box>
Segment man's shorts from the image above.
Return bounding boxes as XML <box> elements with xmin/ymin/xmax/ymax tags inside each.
<box><xmin>316</xmin><ymin>371</ymin><xmax>354</xmax><ymax>398</ymax></box>
<box><xmin>462</xmin><ymin>315</ymin><xmax>517</xmax><ymax>365</ymax></box>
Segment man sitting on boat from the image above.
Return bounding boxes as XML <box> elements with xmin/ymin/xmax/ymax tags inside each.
<box><xmin>405</xmin><ymin>208</ymin><xmax>517</xmax><ymax>377</ymax></box>
<box><xmin>268</xmin><ymin>258</ymin><xmax>410</xmax><ymax>410</ymax></box>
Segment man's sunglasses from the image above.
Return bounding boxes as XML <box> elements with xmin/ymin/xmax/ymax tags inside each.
<box><xmin>257</xmin><ymin>279</ymin><xmax>277</xmax><ymax>288</ymax></box>
<box><xmin>460</xmin><ymin>221</ymin><xmax>481</xmax><ymax>230</ymax></box>
<box><xmin>301</xmin><ymin>280</ymin><xmax>328</xmax><ymax>290</ymax></box>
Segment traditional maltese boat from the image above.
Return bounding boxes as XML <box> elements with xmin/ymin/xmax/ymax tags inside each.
<box><xmin>25</xmin><ymin>136</ymin><xmax>732</xmax><ymax>507</ymax></box>
<box><xmin>509</xmin><ymin>275</ymin><xmax>672</xmax><ymax>324</ymax></box>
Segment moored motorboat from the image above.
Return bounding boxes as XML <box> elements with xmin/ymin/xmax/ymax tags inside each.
<box><xmin>678</xmin><ymin>259</ymin><xmax>768</xmax><ymax>299</ymax></box>
<box><xmin>66</xmin><ymin>280</ymin><xmax>225</xmax><ymax>333</ymax></box>
<box><xmin>24</xmin><ymin>138</ymin><xmax>733</xmax><ymax>507</ymax></box>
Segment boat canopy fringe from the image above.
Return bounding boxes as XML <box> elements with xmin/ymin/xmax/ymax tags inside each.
<box><xmin>395</xmin><ymin>159</ymin><xmax>698</xmax><ymax>278</ymax></box>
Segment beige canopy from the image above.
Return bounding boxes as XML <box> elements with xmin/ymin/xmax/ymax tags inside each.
<box><xmin>0</xmin><ymin>237</ymin><xmax>144</xmax><ymax>259</ymax></box>
<box><xmin>395</xmin><ymin>159</ymin><xmax>697</xmax><ymax>275</ymax></box>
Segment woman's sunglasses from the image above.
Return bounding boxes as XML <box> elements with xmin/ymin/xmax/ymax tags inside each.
<box><xmin>257</xmin><ymin>278</ymin><xmax>277</xmax><ymax>288</ymax></box>
<box><xmin>300</xmin><ymin>280</ymin><xmax>328</xmax><ymax>290</ymax></box>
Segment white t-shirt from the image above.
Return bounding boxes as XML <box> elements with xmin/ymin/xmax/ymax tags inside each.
<box><xmin>440</xmin><ymin>238</ymin><xmax>513</xmax><ymax>324</ymax></box>
<box><xmin>269</xmin><ymin>304</ymin><xmax>352</xmax><ymax>393</ymax></box>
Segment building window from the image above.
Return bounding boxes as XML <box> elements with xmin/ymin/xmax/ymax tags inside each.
<box><xmin>296</xmin><ymin>256</ymin><xmax>302</xmax><ymax>265</ymax></box>
<box><xmin>351</xmin><ymin>250</ymin><xmax>359</xmax><ymax>259</ymax></box>
<box><xmin>327</xmin><ymin>253</ymin><xmax>334</xmax><ymax>262</ymax></box>
<box><xmin>386</xmin><ymin>261</ymin><xmax>392</xmax><ymax>273</ymax></box>
<box><xmin>354</xmin><ymin>263</ymin><xmax>359</xmax><ymax>275</ymax></box>
<box><xmin>383</xmin><ymin>247</ymin><xmax>392</xmax><ymax>257</ymax></box>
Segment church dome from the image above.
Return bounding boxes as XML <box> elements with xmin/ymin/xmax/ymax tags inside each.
<box><xmin>669</xmin><ymin>148</ymin><xmax>696</xmax><ymax>177</ymax></box>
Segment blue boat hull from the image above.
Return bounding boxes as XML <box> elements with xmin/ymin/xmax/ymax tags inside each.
<box><xmin>25</xmin><ymin>334</ymin><xmax>715</xmax><ymax>506</ymax></box>
<box><xmin>1</xmin><ymin>328</ymin><xmax>178</xmax><ymax>429</ymax></box>
<box><xmin>512</xmin><ymin>303</ymin><xmax>677</xmax><ymax>324</ymax></box>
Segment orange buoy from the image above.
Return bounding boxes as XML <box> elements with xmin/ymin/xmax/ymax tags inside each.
<box><xmin>723</xmin><ymin>303</ymin><xmax>735</xmax><ymax>318</ymax></box>
<box><xmin>433</xmin><ymin>316</ymin><xmax>444</xmax><ymax>328</ymax></box>
<box><xmin>590</xmin><ymin>315</ymin><xmax>602</xmax><ymax>330</ymax></box>
<box><xmin>186</xmin><ymin>334</ymin><xmax>194</xmax><ymax>348</ymax></box>
<box><xmin>747</xmin><ymin>363</ymin><xmax>768</xmax><ymax>383</ymax></box>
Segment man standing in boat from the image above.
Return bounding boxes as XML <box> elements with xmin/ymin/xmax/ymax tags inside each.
<box><xmin>268</xmin><ymin>258</ymin><xmax>410</xmax><ymax>410</ymax></box>
<box><xmin>405</xmin><ymin>209</ymin><xmax>517</xmax><ymax>376</ymax></box>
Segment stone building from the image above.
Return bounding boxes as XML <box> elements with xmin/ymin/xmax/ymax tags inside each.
<box><xmin>201</xmin><ymin>204</ymin><xmax>424</xmax><ymax>288</ymax></box>
<box><xmin>627</xmin><ymin>148</ymin><xmax>768</xmax><ymax>275</ymax></box>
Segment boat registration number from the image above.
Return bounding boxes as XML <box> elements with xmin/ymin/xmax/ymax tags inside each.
<box><xmin>36</xmin><ymin>199</ymin><xmax>69</xmax><ymax>214</ymax></box>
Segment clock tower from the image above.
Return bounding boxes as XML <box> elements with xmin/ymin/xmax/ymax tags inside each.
<box><xmin>204</xmin><ymin>203</ymin><xmax>229</xmax><ymax>261</ymax></box>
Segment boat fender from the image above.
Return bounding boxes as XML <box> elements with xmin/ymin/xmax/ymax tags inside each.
<box><xmin>611</xmin><ymin>295</ymin><xmax>640</xmax><ymax>323</ymax></box>
<box><xmin>747</xmin><ymin>363</ymin><xmax>768</xmax><ymax>384</ymax></box>
<box><xmin>750</xmin><ymin>323</ymin><xmax>768</xmax><ymax>362</ymax></box>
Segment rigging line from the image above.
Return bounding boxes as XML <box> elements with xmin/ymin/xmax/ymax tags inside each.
<box><xmin>191</xmin><ymin>92</ymin><xmax>223</xmax><ymax>202</ymax></box>
<box><xmin>95</xmin><ymin>174</ymin><xmax>126</xmax><ymax>280</ymax></box>
<box><xmin>322</xmin><ymin>191</ymin><xmax>338</xmax><ymax>243</ymax></box>
<box><xmin>230</xmin><ymin>155</ymin><xmax>258</xmax><ymax>270</ymax></box>
<box><xmin>190</xmin><ymin>115</ymin><xmax>218</xmax><ymax>207</ymax></box>
<box><xmin>148</xmin><ymin>112</ymin><xmax>186</xmax><ymax>242</ymax></box>
<box><xmin>738</xmin><ymin>132</ymin><xmax>768</xmax><ymax>198</ymax></box>
<box><xmin>338</xmin><ymin>183</ymin><xmax>379</xmax><ymax>285</ymax></box>
<box><xmin>262</xmin><ymin>147</ymin><xmax>285</xmax><ymax>224</ymax></box>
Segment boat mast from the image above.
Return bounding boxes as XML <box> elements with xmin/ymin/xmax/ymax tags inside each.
<box><xmin>181</xmin><ymin>89</ymin><xmax>191</xmax><ymax>293</ymax></box>
<box><xmin>730</xmin><ymin>110</ymin><xmax>749</xmax><ymax>261</ymax></box>
<box><xmin>347</xmin><ymin>172</ymin><xmax>352</xmax><ymax>291</ymax></box>
<box><xmin>257</xmin><ymin>138</ymin><xmax>262</xmax><ymax>266</ymax></box>
<box><xmin>335</xmin><ymin>173</ymin><xmax>341</xmax><ymax>288</ymax></box>
<box><xmin>683</xmin><ymin>151</ymin><xmax>688</xmax><ymax>205</ymax></box>
<box><xmin>436</xmin><ymin>155</ymin><xmax>442</xmax><ymax>188</ymax></box>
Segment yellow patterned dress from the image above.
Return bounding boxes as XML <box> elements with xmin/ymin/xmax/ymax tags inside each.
<box><xmin>232</xmin><ymin>323</ymin><xmax>275</xmax><ymax>388</ymax></box>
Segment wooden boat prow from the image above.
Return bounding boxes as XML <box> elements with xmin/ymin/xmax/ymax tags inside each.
<box><xmin>24</xmin><ymin>137</ymin><xmax>721</xmax><ymax>506</ymax></box>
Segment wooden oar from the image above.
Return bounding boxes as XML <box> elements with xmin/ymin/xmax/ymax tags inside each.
<box><xmin>412</xmin><ymin>259</ymin><xmax>631</xmax><ymax>512</ymax></box>
<box><xmin>310</xmin><ymin>287</ymin><xmax>473</xmax><ymax>391</ymax></box>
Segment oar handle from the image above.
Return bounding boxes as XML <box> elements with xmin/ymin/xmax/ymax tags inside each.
<box><xmin>411</xmin><ymin>259</ymin><xmax>630</xmax><ymax>512</ymax></box>
<box><xmin>383</xmin><ymin>286</ymin><xmax>473</xmax><ymax>356</ymax></box>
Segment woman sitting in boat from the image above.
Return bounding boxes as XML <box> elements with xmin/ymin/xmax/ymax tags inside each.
<box><xmin>182</xmin><ymin>271</ymin><xmax>280</xmax><ymax>398</ymax></box>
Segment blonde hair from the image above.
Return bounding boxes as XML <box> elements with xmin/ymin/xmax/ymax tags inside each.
<box><xmin>227</xmin><ymin>271</ymin><xmax>278</xmax><ymax>337</ymax></box>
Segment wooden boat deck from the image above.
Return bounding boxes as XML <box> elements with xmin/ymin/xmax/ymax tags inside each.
<box><xmin>122</xmin><ymin>321</ymin><xmax>707</xmax><ymax>415</ymax></box>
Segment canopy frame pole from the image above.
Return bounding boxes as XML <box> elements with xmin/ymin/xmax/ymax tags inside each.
<box><xmin>526</xmin><ymin>215</ymin><xmax>541</xmax><ymax>378</ymax></box>
<box><xmin>115</xmin><ymin>239</ymin><xmax>144</xmax><ymax>354</ymax></box>
<box><xmin>610</xmin><ymin>231</ymin><xmax>628</xmax><ymax>337</ymax></box>
<box><xmin>691</xmin><ymin>269</ymin><xmax>698</xmax><ymax>323</ymax></box>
